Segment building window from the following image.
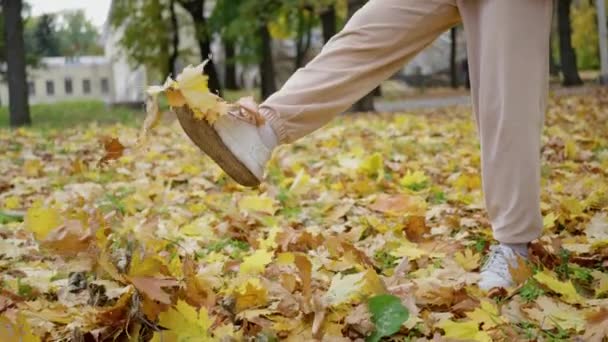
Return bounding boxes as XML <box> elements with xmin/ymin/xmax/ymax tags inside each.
<box><xmin>28</xmin><ymin>82</ymin><xmax>35</xmax><ymax>96</ymax></box>
<box><xmin>83</xmin><ymin>79</ymin><xmax>91</xmax><ymax>94</ymax></box>
<box><xmin>46</xmin><ymin>81</ymin><xmax>54</xmax><ymax>96</ymax></box>
<box><xmin>65</xmin><ymin>78</ymin><xmax>73</xmax><ymax>95</ymax></box>
<box><xmin>101</xmin><ymin>78</ymin><xmax>109</xmax><ymax>94</ymax></box>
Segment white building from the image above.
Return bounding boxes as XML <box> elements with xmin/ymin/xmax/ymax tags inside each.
<box><xmin>0</xmin><ymin>56</ymin><xmax>115</xmax><ymax>105</ymax></box>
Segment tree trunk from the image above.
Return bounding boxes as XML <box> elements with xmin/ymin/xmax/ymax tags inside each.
<box><xmin>557</xmin><ymin>0</ymin><xmax>583</xmax><ymax>86</ymax></box>
<box><xmin>224</xmin><ymin>40</ymin><xmax>238</xmax><ymax>90</ymax></box>
<box><xmin>168</xmin><ymin>0</ymin><xmax>180</xmax><ymax>76</ymax></box>
<box><xmin>321</xmin><ymin>6</ymin><xmax>337</xmax><ymax>44</ymax></box>
<box><xmin>3</xmin><ymin>0</ymin><xmax>31</xmax><ymax>127</ymax></box>
<box><xmin>347</xmin><ymin>0</ymin><xmax>375</xmax><ymax>112</ymax></box>
<box><xmin>259</xmin><ymin>23</ymin><xmax>276</xmax><ymax>100</ymax></box>
<box><xmin>177</xmin><ymin>0</ymin><xmax>223</xmax><ymax>96</ymax></box>
<box><xmin>295</xmin><ymin>7</ymin><xmax>313</xmax><ymax>70</ymax></box>
<box><xmin>597</xmin><ymin>0</ymin><xmax>608</xmax><ymax>84</ymax></box>
<box><xmin>450</xmin><ymin>27</ymin><xmax>458</xmax><ymax>88</ymax></box>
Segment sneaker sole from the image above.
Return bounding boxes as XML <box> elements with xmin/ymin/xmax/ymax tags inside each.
<box><xmin>175</xmin><ymin>106</ymin><xmax>261</xmax><ymax>187</ymax></box>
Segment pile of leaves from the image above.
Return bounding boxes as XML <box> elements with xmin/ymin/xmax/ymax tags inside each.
<box><xmin>1</xmin><ymin>89</ymin><xmax>607</xmax><ymax>341</ymax></box>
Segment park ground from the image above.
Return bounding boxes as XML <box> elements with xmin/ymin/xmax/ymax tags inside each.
<box><xmin>0</xmin><ymin>88</ymin><xmax>607</xmax><ymax>341</ymax></box>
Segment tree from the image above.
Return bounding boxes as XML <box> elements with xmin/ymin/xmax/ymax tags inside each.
<box><xmin>259</xmin><ymin>22</ymin><xmax>277</xmax><ymax>99</ymax></box>
<box><xmin>177</xmin><ymin>0</ymin><xmax>223</xmax><ymax>96</ymax></box>
<box><xmin>294</xmin><ymin>4</ymin><xmax>314</xmax><ymax>70</ymax></box>
<box><xmin>33</xmin><ymin>14</ymin><xmax>60</xmax><ymax>56</ymax></box>
<box><xmin>598</xmin><ymin>0</ymin><xmax>608</xmax><ymax>84</ymax></box>
<box><xmin>449</xmin><ymin>27</ymin><xmax>458</xmax><ymax>88</ymax></box>
<box><xmin>320</xmin><ymin>4</ymin><xmax>337</xmax><ymax>43</ymax></box>
<box><xmin>56</xmin><ymin>10</ymin><xmax>103</xmax><ymax>56</ymax></box>
<box><xmin>168</xmin><ymin>0</ymin><xmax>180</xmax><ymax>75</ymax></box>
<box><xmin>2</xmin><ymin>0</ymin><xmax>31</xmax><ymax>126</ymax></box>
<box><xmin>111</xmin><ymin>0</ymin><xmax>177</xmax><ymax>80</ymax></box>
<box><xmin>210</xmin><ymin>0</ymin><xmax>245</xmax><ymax>90</ymax></box>
<box><xmin>557</xmin><ymin>0</ymin><xmax>583</xmax><ymax>86</ymax></box>
<box><xmin>347</xmin><ymin>0</ymin><xmax>374</xmax><ymax>112</ymax></box>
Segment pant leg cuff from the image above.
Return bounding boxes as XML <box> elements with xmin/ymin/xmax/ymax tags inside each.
<box><xmin>259</xmin><ymin>106</ymin><xmax>289</xmax><ymax>144</ymax></box>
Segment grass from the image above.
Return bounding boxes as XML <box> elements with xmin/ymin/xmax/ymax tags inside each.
<box><xmin>0</xmin><ymin>101</ymin><xmax>144</xmax><ymax>130</ymax></box>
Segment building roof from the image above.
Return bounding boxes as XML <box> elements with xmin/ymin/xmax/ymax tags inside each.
<box><xmin>42</xmin><ymin>56</ymin><xmax>110</xmax><ymax>67</ymax></box>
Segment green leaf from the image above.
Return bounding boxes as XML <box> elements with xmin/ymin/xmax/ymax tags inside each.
<box><xmin>366</xmin><ymin>294</ymin><xmax>409</xmax><ymax>342</ymax></box>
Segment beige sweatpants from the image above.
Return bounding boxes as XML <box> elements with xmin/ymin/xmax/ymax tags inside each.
<box><xmin>261</xmin><ymin>0</ymin><xmax>553</xmax><ymax>244</ymax></box>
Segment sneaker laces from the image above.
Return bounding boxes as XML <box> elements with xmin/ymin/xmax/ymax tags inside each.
<box><xmin>481</xmin><ymin>245</ymin><xmax>518</xmax><ymax>280</ymax></box>
<box><xmin>227</xmin><ymin>96</ymin><xmax>266</xmax><ymax>127</ymax></box>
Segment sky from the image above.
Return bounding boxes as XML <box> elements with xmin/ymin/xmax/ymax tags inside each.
<box><xmin>28</xmin><ymin>0</ymin><xmax>112</xmax><ymax>28</ymax></box>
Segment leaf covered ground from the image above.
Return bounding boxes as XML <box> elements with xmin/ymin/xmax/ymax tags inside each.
<box><xmin>1</xmin><ymin>91</ymin><xmax>608</xmax><ymax>341</ymax></box>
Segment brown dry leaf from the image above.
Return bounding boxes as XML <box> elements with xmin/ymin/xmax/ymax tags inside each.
<box><xmin>403</xmin><ymin>215</ymin><xmax>428</xmax><ymax>242</ymax></box>
<box><xmin>97</xmin><ymin>288</ymin><xmax>133</xmax><ymax>326</ymax></box>
<box><xmin>166</xmin><ymin>89</ymin><xmax>187</xmax><ymax>107</ymax></box>
<box><xmin>508</xmin><ymin>256</ymin><xmax>533</xmax><ymax>285</ymax></box>
<box><xmin>99</xmin><ymin>137</ymin><xmax>125</xmax><ymax>165</ymax></box>
<box><xmin>311</xmin><ymin>295</ymin><xmax>326</xmax><ymax>339</ymax></box>
<box><xmin>369</xmin><ymin>193</ymin><xmax>426</xmax><ymax>216</ymax></box>
<box><xmin>294</xmin><ymin>254</ymin><xmax>312</xmax><ymax>305</ymax></box>
<box><xmin>182</xmin><ymin>256</ymin><xmax>216</xmax><ymax>308</ymax></box>
<box><xmin>583</xmin><ymin>307</ymin><xmax>608</xmax><ymax>342</ymax></box>
<box><xmin>40</xmin><ymin>220</ymin><xmax>93</xmax><ymax>257</ymax></box>
<box><xmin>127</xmin><ymin>277</ymin><xmax>178</xmax><ymax>304</ymax></box>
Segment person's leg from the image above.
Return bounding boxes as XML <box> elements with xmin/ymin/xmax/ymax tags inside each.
<box><xmin>260</xmin><ymin>0</ymin><xmax>461</xmax><ymax>144</ymax></box>
<box><xmin>180</xmin><ymin>0</ymin><xmax>462</xmax><ymax>186</ymax></box>
<box><xmin>457</xmin><ymin>0</ymin><xmax>553</xmax><ymax>289</ymax></box>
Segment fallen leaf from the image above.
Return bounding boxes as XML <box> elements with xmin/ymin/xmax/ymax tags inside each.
<box><xmin>533</xmin><ymin>270</ymin><xmax>584</xmax><ymax>304</ymax></box>
<box><xmin>369</xmin><ymin>194</ymin><xmax>426</xmax><ymax>216</ymax></box>
<box><xmin>153</xmin><ymin>300</ymin><xmax>214</xmax><ymax>341</ymax></box>
<box><xmin>128</xmin><ymin>277</ymin><xmax>178</xmax><ymax>304</ymax></box>
<box><xmin>454</xmin><ymin>249</ymin><xmax>481</xmax><ymax>271</ymax></box>
<box><xmin>583</xmin><ymin>307</ymin><xmax>608</xmax><ymax>342</ymax></box>
<box><xmin>234</xmin><ymin>278</ymin><xmax>268</xmax><ymax>312</ymax></box>
<box><xmin>436</xmin><ymin>319</ymin><xmax>491</xmax><ymax>342</ymax></box>
<box><xmin>239</xmin><ymin>249</ymin><xmax>274</xmax><ymax>275</ymax></box>
<box><xmin>523</xmin><ymin>296</ymin><xmax>586</xmax><ymax>331</ymax></box>
<box><xmin>99</xmin><ymin>137</ymin><xmax>125</xmax><ymax>165</ymax></box>
<box><xmin>366</xmin><ymin>294</ymin><xmax>409</xmax><ymax>342</ymax></box>
<box><xmin>24</xmin><ymin>206</ymin><xmax>61</xmax><ymax>241</ymax></box>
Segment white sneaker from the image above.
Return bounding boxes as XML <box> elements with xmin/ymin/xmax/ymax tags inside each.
<box><xmin>478</xmin><ymin>244</ymin><xmax>524</xmax><ymax>291</ymax></box>
<box><xmin>175</xmin><ymin>97</ymin><xmax>272</xmax><ymax>187</ymax></box>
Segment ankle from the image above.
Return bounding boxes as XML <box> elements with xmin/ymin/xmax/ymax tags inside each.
<box><xmin>500</xmin><ymin>242</ymin><xmax>529</xmax><ymax>257</ymax></box>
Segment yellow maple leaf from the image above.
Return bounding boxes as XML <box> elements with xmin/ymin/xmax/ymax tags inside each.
<box><xmin>234</xmin><ymin>278</ymin><xmax>268</xmax><ymax>312</ymax></box>
<box><xmin>561</xmin><ymin>197</ymin><xmax>584</xmax><ymax>217</ymax></box>
<box><xmin>390</xmin><ymin>240</ymin><xmax>427</xmax><ymax>261</ymax></box>
<box><xmin>238</xmin><ymin>195</ymin><xmax>276</xmax><ymax>215</ymax></box>
<box><xmin>452</xmin><ymin>173</ymin><xmax>481</xmax><ymax>191</ymax></box>
<box><xmin>239</xmin><ymin>249</ymin><xmax>274</xmax><ymax>275</ymax></box>
<box><xmin>523</xmin><ymin>296</ymin><xmax>586</xmax><ymax>332</ymax></box>
<box><xmin>324</xmin><ymin>270</ymin><xmax>385</xmax><ymax>307</ymax></box>
<box><xmin>358</xmin><ymin>152</ymin><xmax>384</xmax><ymax>181</ymax></box>
<box><xmin>23</xmin><ymin>159</ymin><xmax>43</xmax><ymax>177</ymax></box>
<box><xmin>257</xmin><ymin>226</ymin><xmax>282</xmax><ymax>251</ymax></box>
<box><xmin>129</xmin><ymin>251</ymin><xmax>164</xmax><ymax>277</ymax></box>
<box><xmin>152</xmin><ymin>300</ymin><xmax>214</xmax><ymax>342</ymax></box>
<box><xmin>175</xmin><ymin>63</ymin><xmax>226</xmax><ymax>123</ymax></box>
<box><xmin>0</xmin><ymin>314</ymin><xmax>40</xmax><ymax>342</ymax></box>
<box><xmin>24</xmin><ymin>206</ymin><xmax>61</xmax><ymax>240</ymax></box>
<box><xmin>466</xmin><ymin>300</ymin><xmax>504</xmax><ymax>329</ymax></box>
<box><xmin>3</xmin><ymin>196</ymin><xmax>21</xmax><ymax>210</ymax></box>
<box><xmin>533</xmin><ymin>270</ymin><xmax>584</xmax><ymax>304</ymax></box>
<box><xmin>543</xmin><ymin>212</ymin><xmax>557</xmax><ymax>229</ymax></box>
<box><xmin>400</xmin><ymin>170</ymin><xmax>428</xmax><ymax>190</ymax></box>
<box><xmin>454</xmin><ymin>249</ymin><xmax>481</xmax><ymax>271</ymax></box>
<box><xmin>437</xmin><ymin>319</ymin><xmax>491</xmax><ymax>342</ymax></box>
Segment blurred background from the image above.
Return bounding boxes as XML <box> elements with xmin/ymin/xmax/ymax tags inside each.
<box><xmin>1</xmin><ymin>0</ymin><xmax>607</xmax><ymax>128</ymax></box>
